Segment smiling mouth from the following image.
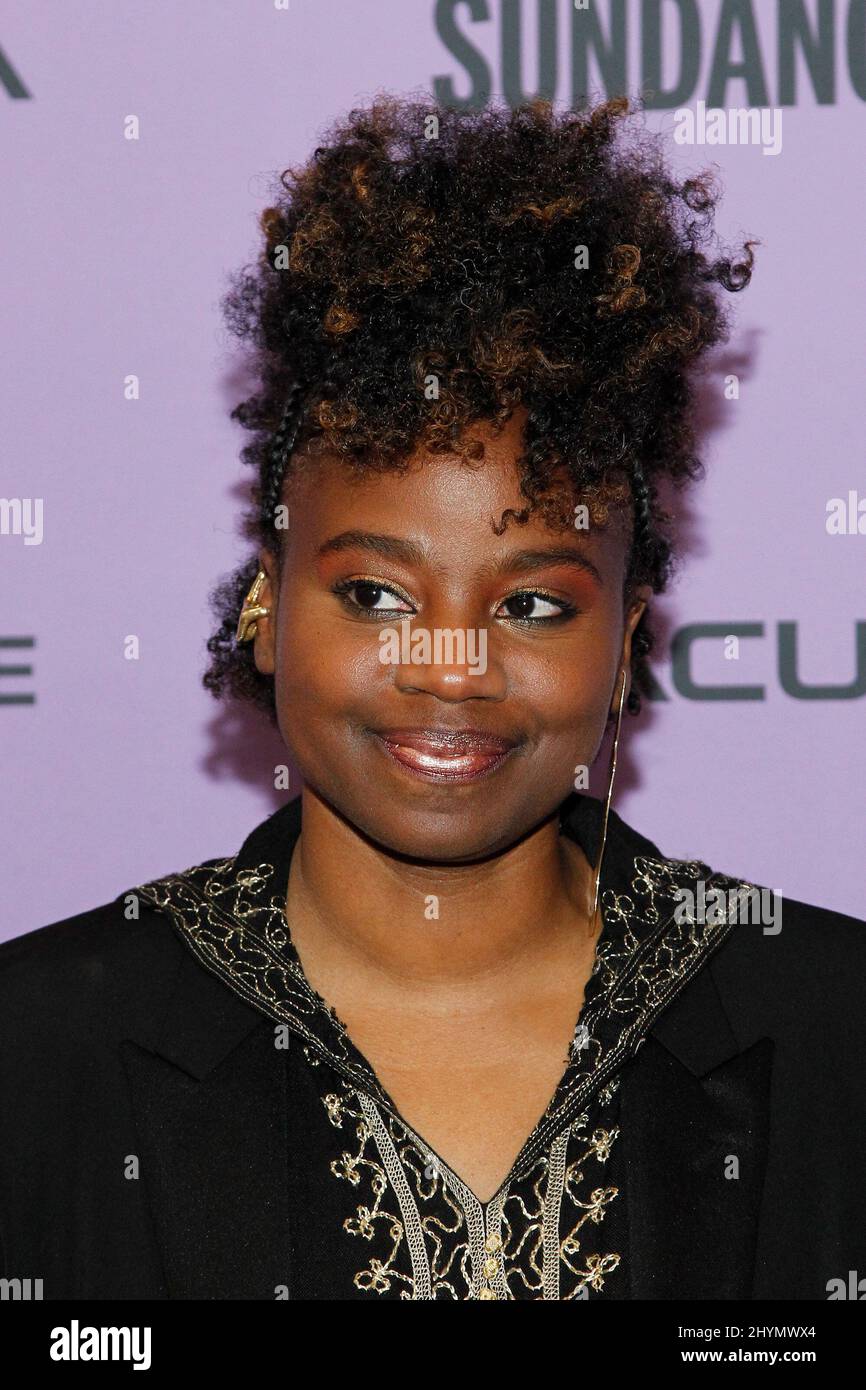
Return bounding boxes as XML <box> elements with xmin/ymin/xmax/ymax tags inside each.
<box><xmin>371</xmin><ymin>728</ymin><xmax>518</xmax><ymax>784</ymax></box>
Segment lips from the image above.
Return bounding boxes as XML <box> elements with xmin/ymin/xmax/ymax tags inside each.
<box><xmin>372</xmin><ymin>727</ymin><xmax>518</xmax><ymax>783</ymax></box>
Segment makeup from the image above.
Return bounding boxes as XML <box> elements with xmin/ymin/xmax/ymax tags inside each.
<box><xmin>371</xmin><ymin>727</ymin><xmax>518</xmax><ymax>784</ymax></box>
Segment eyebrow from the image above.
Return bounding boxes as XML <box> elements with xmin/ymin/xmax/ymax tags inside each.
<box><xmin>316</xmin><ymin>531</ymin><xmax>603</xmax><ymax>586</ymax></box>
<box><xmin>317</xmin><ymin>530</ymin><xmax>427</xmax><ymax>566</ymax></box>
<box><xmin>493</xmin><ymin>548</ymin><xmax>603</xmax><ymax>586</ymax></box>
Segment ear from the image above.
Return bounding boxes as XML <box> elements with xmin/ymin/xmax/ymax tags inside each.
<box><xmin>613</xmin><ymin>585</ymin><xmax>652</xmax><ymax>713</ymax></box>
<box><xmin>251</xmin><ymin>548</ymin><xmax>279</xmax><ymax>676</ymax></box>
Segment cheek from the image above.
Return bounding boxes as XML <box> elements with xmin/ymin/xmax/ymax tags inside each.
<box><xmin>504</xmin><ymin>650</ymin><xmax>617</xmax><ymax>795</ymax></box>
<box><xmin>274</xmin><ymin>608</ymin><xmax>387</xmax><ymax>721</ymax></box>
<box><xmin>510</xmin><ymin>652</ymin><xmax>596</xmax><ymax>723</ymax></box>
<box><xmin>502</xmin><ymin>620</ymin><xmax>622</xmax><ymax>732</ymax></box>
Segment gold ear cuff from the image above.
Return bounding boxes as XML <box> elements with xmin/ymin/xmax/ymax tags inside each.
<box><xmin>235</xmin><ymin>569</ymin><xmax>270</xmax><ymax>644</ymax></box>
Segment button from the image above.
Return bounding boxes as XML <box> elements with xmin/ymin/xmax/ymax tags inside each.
<box><xmin>484</xmin><ymin>1233</ymin><xmax>502</xmax><ymax>1253</ymax></box>
<box><xmin>483</xmin><ymin>1257</ymin><xmax>499</xmax><ymax>1279</ymax></box>
<box><xmin>478</xmin><ymin>1286</ymin><xmax>497</xmax><ymax>1300</ymax></box>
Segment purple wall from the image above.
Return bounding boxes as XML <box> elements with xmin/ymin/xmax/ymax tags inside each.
<box><xmin>2</xmin><ymin>0</ymin><xmax>864</xmax><ymax>938</ymax></box>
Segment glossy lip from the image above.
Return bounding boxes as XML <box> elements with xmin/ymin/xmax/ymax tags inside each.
<box><xmin>370</xmin><ymin>726</ymin><xmax>520</xmax><ymax>784</ymax></box>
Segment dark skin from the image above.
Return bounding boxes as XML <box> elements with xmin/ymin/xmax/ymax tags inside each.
<box><xmin>253</xmin><ymin>409</ymin><xmax>650</xmax><ymax>1203</ymax></box>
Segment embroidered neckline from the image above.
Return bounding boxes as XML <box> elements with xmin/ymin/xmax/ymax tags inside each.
<box><xmin>317</xmin><ymin>1062</ymin><xmax>626</xmax><ymax>1299</ymax></box>
<box><xmin>131</xmin><ymin>827</ymin><xmax>756</xmax><ymax>1190</ymax></box>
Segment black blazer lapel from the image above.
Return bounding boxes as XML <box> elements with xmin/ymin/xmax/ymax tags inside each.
<box><xmin>620</xmin><ymin>963</ymin><xmax>774</xmax><ymax>1300</ymax></box>
<box><xmin>120</xmin><ymin>937</ymin><xmax>292</xmax><ymax>1300</ymax></box>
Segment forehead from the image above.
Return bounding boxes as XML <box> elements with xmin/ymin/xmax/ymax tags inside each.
<box><xmin>283</xmin><ymin>411</ymin><xmax>631</xmax><ymax>572</ymax></box>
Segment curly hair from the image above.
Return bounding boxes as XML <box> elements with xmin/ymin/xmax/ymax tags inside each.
<box><xmin>203</xmin><ymin>92</ymin><xmax>756</xmax><ymax>722</ymax></box>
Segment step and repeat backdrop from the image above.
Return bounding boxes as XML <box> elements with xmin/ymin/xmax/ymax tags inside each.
<box><xmin>2</xmin><ymin>0</ymin><xmax>864</xmax><ymax>937</ymax></box>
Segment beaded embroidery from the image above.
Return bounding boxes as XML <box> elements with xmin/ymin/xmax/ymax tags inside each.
<box><xmin>132</xmin><ymin>842</ymin><xmax>756</xmax><ymax>1300</ymax></box>
<box><xmin>317</xmin><ymin>1065</ymin><xmax>624</xmax><ymax>1299</ymax></box>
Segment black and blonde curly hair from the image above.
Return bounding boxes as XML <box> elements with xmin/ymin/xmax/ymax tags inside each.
<box><xmin>204</xmin><ymin>92</ymin><xmax>755</xmax><ymax>723</ymax></box>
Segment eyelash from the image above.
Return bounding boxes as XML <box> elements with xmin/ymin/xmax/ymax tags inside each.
<box><xmin>331</xmin><ymin>577</ymin><xmax>579</xmax><ymax>625</ymax></box>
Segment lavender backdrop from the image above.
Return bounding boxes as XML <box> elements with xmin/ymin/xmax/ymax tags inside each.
<box><xmin>2</xmin><ymin>0</ymin><xmax>864</xmax><ymax>939</ymax></box>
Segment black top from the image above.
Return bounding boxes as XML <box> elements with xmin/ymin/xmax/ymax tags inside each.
<box><xmin>1</xmin><ymin>793</ymin><xmax>865</xmax><ymax>1300</ymax></box>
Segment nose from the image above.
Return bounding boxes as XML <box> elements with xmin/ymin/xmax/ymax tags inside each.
<box><xmin>388</xmin><ymin>609</ymin><xmax>507</xmax><ymax>702</ymax></box>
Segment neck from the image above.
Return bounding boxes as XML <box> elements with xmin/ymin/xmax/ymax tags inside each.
<box><xmin>285</xmin><ymin>786</ymin><xmax>599</xmax><ymax>996</ymax></box>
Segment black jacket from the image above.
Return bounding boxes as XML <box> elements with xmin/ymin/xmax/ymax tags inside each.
<box><xmin>1</xmin><ymin>793</ymin><xmax>865</xmax><ymax>1300</ymax></box>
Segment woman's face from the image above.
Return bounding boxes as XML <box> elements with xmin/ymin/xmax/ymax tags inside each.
<box><xmin>255</xmin><ymin>412</ymin><xmax>650</xmax><ymax>863</ymax></box>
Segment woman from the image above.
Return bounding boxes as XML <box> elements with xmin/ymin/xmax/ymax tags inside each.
<box><xmin>1</xmin><ymin>94</ymin><xmax>864</xmax><ymax>1302</ymax></box>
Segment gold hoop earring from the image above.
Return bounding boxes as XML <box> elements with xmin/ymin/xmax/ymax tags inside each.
<box><xmin>589</xmin><ymin>666</ymin><xmax>628</xmax><ymax>926</ymax></box>
<box><xmin>235</xmin><ymin>569</ymin><xmax>270</xmax><ymax>644</ymax></box>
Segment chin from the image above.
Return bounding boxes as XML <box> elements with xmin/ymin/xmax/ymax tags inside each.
<box><xmin>325</xmin><ymin>785</ymin><xmax>545</xmax><ymax>865</ymax></box>
<box><xmin>361</xmin><ymin>818</ymin><xmax>518</xmax><ymax>865</ymax></box>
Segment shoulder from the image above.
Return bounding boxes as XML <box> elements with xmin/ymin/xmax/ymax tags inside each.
<box><xmin>612</xmin><ymin>802</ymin><xmax>866</xmax><ymax>999</ymax></box>
<box><xmin>702</xmin><ymin>877</ymin><xmax>866</xmax><ymax>1039</ymax></box>
<box><xmin>0</xmin><ymin>857</ymin><xmax>228</xmax><ymax>1050</ymax></box>
<box><xmin>704</xmin><ymin>879</ymin><xmax>866</xmax><ymax>975</ymax></box>
<box><xmin>612</xmin><ymin>801</ymin><xmax>866</xmax><ymax>1037</ymax></box>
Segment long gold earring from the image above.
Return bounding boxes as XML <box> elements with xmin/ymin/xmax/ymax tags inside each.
<box><xmin>235</xmin><ymin>569</ymin><xmax>270</xmax><ymax>644</ymax></box>
<box><xmin>589</xmin><ymin>665</ymin><xmax>628</xmax><ymax>927</ymax></box>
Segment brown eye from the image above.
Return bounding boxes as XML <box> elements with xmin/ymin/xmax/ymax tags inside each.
<box><xmin>333</xmin><ymin>579</ymin><xmax>415</xmax><ymax>615</ymax></box>
<box><xmin>353</xmin><ymin>582</ymin><xmax>386</xmax><ymax>609</ymax></box>
<box><xmin>498</xmin><ymin>592</ymin><xmax>571</xmax><ymax>621</ymax></box>
<box><xmin>504</xmin><ymin>593</ymin><xmax>536</xmax><ymax>619</ymax></box>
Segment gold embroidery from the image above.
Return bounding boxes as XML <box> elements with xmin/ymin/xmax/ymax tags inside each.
<box><xmin>496</xmin><ymin>1091</ymin><xmax>623</xmax><ymax>1300</ymax></box>
<box><xmin>130</xmin><ymin>830</ymin><xmax>759</xmax><ymax>1301</ymax></box>
<box><xmin>323</xmin><ymin>1084</ymin><xmax>420</xmax><ymax>1297</ymax></box>
<box><xmin>318</xmin><ymin>1073</ymin><xmax>624</xmax><ymax>1300</ymax></box>
<box><xmin>131</xmin><ymin>849</ymin><xmax>755</xmax><ymax>1152</ymax></box>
